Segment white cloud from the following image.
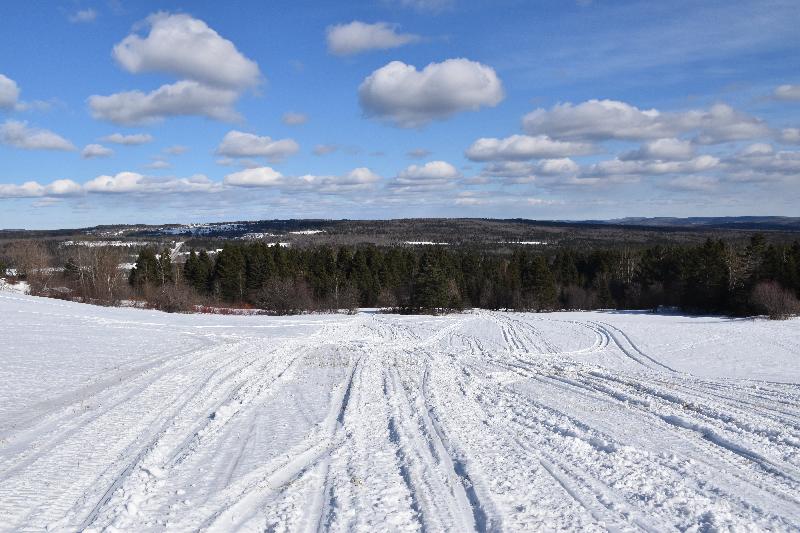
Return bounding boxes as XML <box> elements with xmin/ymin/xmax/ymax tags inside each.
<box><xmin>113</xmin><ymin>13</ymin><xmax>260</xmax><ymax>89</ymax></box>
<box><xmin>398</xmin><ymin>161</ymin><xmax>460</xmax><ymax>180</ymax></box>
<box><xmin>164</xmin><ymin>145</ymin><xmax>189</xmax><ymax>155</ymax></box>
<box><xmin>465</xmin><ymin>134</ymin><xmax>594</xmax><ymax>161</ymax></box>
<box><xmin>692</xmin><ymin>104</ymin><xmax>771</xmax><ymax>144</ymax></box>
<box><xmin>84</xmin><ymin>171</ymin><xmax>218</xmax><ymax>193</ymax></box>
<box><xmin>779</xmin><ymin>128</ymin><xmax>800</xmax><ymax>144</ymax></box>
<box><xmin>81</xmin><ymin>144</ymin><xmax>114</xmax><ymax>159</ymax></box>
<box><xmin>223</xmin><ymin>167</ymin><xmax>284</xmax><ymax>188</ymax></box>
<box><xmin>724</xmin><ymin>144</ymin><xmax>800</xmax><ymax>182</ymax></box>
<box><xmin>215</xmin><ymin>130</ymin><xmax>300</xmax><ymax>161</ymax></box>
<box><xmin>663</xmin><ymin>175</ymin><xmax>719</xmax><ymax>192</ymax></box>
<box><xmin>294</xmin><ymin>167</ymin><xmax>381</xmax><ymax>194</ymax></box>
<box><xmin>144</xmin><ymin>159</ymin><xmax>171</xmax><ymax>169</ymax></box>
<box><xmin>480</xmin><ymin>159</ymin><xmax>579</xmax><ymax>182</ymax></box>
<box><xmin>359</xmin><ymin>59</ymin><xmax>504</xmax><ymax>127</ymax></box>
<box><xmin>523</xmin><ymin>99</ymin><xmax>769</xmax><ymax>144</ymax></box>
<box><xmin>0</xmin><ymin>120</ymin><xmax>75</xmax><ymax>151</ymax></box>
<box><xmin>407</xmin><ymin>148</ymin><xmax>432</xmax><ymax>159</ymax></box>
<box><xmin>391</xmin><ymin>161</ymin><xmax>460</xmax><ymax>192</ymax></box>
<box><xmin>523</xmin><ymin>100</ymin><xmax>670</xmax><ymax>140</ymax></box>
<box><xmin>313</xmin><ymin>144</ymin><xmax>338</xmax><ymax>156</ymax></box>
<box><xmin>69</xmin><ymin>8</ymin><xmax>98</xmax><ymax>23</ymax></box>
<box><xmin>0</xmin><ymin>74</ymin><xmax>20</xmax><ymax>109</ymax></box>
<box><xmin>0</xmin><ymin>179</ymin><xmax>81</xmax><ymax>198</ymax></box>
<box><xmin>88</xmin><ymin>80</ymin><xmax>241</xmax><ymax>125</ymax></box>
<box><xmin>620</xmin><ymin>138</ymin><xmax>695</xmax><ymax>161</ymax></box>
<box><xmin>326</xmin><ymin>21</ymin><xmax>420</xmax><ymax>56</ymax></box>
<box><xmin>774</xmin><ymin>84</ymin><xmax>800</xmax><ymax>101</ymax></box>
<box><xmin>537</xmin><ymin>158</ymin><xmax>580</xmax><ymax>175</ymax></box>
<box><xmin>51</xmin><ymin>180</ymin><xmax>83</xmax><ymax>196</ymax></box>
<box><xmin>282</xmin><ymin>112</ymin><xmax>308</xmax><ymax>125</ymax></box>
<box><xmin>588</xmin><ymin>154</ymin><xmax>720</xmax><ymax>177</ymax></box>
<box><xmin>91</xmin><ymin>13</ymin><xmax>260</xmax><ymax>126</ymax></box>
<box><xmin>102</xmin><ymin>133</ymin><xmax>154</xmax><ymax>145</ymax></box>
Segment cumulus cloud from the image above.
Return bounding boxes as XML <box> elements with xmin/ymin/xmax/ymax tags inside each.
<box><xmin>620</xmin><ymin>138</ymin><xmax>695</xmax><ymax>161</ymax></box>
<box><xmin>282</xmin><ymin>112</ymin><xmax>308</xmax><ymax>125</ymax></box>
<box><xmin>223</xmin><ymin>166</ymin><xmax>380</xmax><ymax>194</ymax></box>
<box><xmin>779</xmin><ymin>128</ymin><xmax>800</xmax><ymax>144</ymax></box>
<box><xmin>523</xmin><ymin>100</ymin><xmax>769</xmax><ymax>144</ymax></box>
<box><xmin>84</xmin><ymin>171</ymin><xmax>218</xmax><ymax>193</ymax></box>
<box><xmin>215</xmin><ymin>130</ymin><xmax>300</xmax><ymax>161</ymax></box>
<box><xmin>480</xmin><ymin>159</ymin><xmax>579</xmax><ymax>183</ymax></box>
<box><xmin>0</xmin><ymin>120</ymin><xmax>75</xmax><ymax>151</ymax></box>
<box><xmin>90</xmin><ymin>13</ymin><xmax>261</xmax><ymax>125</ymax></box>
<box><xmin>113</xmin><ymin>13</ymin><xmax>261</xmax><ymax>89</ymax></box>
<box><xmin>0</xmin><ymin>179</ymin><xmax>82</xmax><ymax>198</ymax></box>
<box><xmin>465</xmin><ymin>134</ymin><xmax>594</xmax><ymax>161</ymax></box>
<box><xmin>390</xmin><ymin>161</ymin><xmax>460</xmax><ymax>192</ymax></box>
<box><xmin>523</xmin><ymin>100</ymin><xmax>670</xmax><ymax>141</ymax></box>
<box><xmin>774</xmin><ymin>84</ymin><xmax>800</xmax><ymax>101</ymax></box>
<box><xmin>358</xmin><ymin>59</ymin><xmax>504</xmax><ymax>127</ymax></box>
<box><xmin>81</xmin><ymin>144</ymin><xmax>114</xmax><ymax>159</ymax></box>
<box><xmin>588</xmin><ymin>154</ymin><xmax>720</xmax><ymax>177</ymax></box>
<box><xmin>663</xmin><ymin>175</ymin><xmax>719</xmax><ymax>192</ymax></box>
<box><xmin>692</xmin><ymin>104</ymin><xmax>771</xmax><ymax>144</ymax></box>
<box><xmin>88</xmin><ymin>80</ymin><xmax>241</xmax><ymax>125</ymax></box>
<box><xmin>294</xmin><ymin>167</ymin><xmax>381</xmax><ymax>194</ymax></box>
<box><xmin>723</xmin><ymin>143</ymin><xmax>800</xmax><ymax>183</ymax></box>
<box><xmin>223</xmin><ymin>167</ymin><xmax>284</xmax><ymax>188</ymax></box>
<box><xmin>327</xmin><ymin>21</ymin><xmax>420</xmax><ymax>56</ymax></box>
<box><xmin>69</xmin><ymin>8</ymin><xmax>98</xmax><ymax>23</ymax></box>
<box><xmin>102</xmin><ymin>133</ymin><xmax>154</xmax><ymax>145</ymax></box>
<box><xmin>0</xmin><ymin>74</ymin><xmax>20</xmax><ymax>109</ymax></box>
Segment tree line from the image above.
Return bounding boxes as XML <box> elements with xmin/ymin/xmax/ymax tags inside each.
<box><xmin>2</xmin><ymin>235</ymin><xmax>797</xmax><ymax>318</ymax></box>
<box><xmin>121</xmin><ymin>235</ymin><xmax>799</xmax><ymax>318</ymax></box>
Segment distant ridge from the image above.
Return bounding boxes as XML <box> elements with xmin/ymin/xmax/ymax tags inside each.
<box><xmin>596</xmin><ymin>216</ymin><xmax>800</xmax><ymax>231</ymax></box>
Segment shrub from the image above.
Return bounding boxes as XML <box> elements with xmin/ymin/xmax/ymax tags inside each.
<box><xmin>750</xmin><ymin>281</ymin><xmax>799</xmax><ymax>320</ymax></box>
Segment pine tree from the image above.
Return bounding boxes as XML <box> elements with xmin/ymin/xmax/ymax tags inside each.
<box><xmin>413</xmin><ymin>252</ymin><xmax>448</xmax><ymax>313</ymax></box>
<box><xmin>129</xmin><ymin>248</ymin><xmax>159</xmax><ymax>288</ymax></box>
<box><xmin>523</xmin><ymin>255</ymin><xmax>557</xmax><ymax>311</ymax></box>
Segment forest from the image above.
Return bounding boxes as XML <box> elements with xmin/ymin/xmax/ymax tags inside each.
<box><xmin>126</xmin><ymin>235</ymin><xmax>799</xmax><ymax>318</ymax></box>
<box><xmin>2</xmin><ymin>234</ymin><xmax>798</xmax><ymax>319</ymax></box>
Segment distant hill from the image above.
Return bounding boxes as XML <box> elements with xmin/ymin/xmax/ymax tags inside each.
<box><xmin>600</xmin><ymin>216</ymin><xmax>800</xmax><ymax>231</ymax></box>
<box><xmin>3</xmin><ymin>217</ymin><xmax>800</xmax><ymax>249</ymax></box>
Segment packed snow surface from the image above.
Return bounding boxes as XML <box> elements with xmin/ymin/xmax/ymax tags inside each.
<box><xmin>1</xmin><ymin>293</ymin><xmax>799</xmax><ymax>531</ymax></box>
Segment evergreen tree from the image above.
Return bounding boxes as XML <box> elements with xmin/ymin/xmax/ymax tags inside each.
<box><xmin>129</xmin><ymin>248</ymin><xmax>160</xmax><ymax>288</ymax></box>
<box><xmin>413</xmin><ymin>252</ymin><xmax>448</xmax><ymax>312</ymax></box>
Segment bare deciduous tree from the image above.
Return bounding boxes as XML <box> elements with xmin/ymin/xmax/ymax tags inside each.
<box><xmin>751</xmin><ymin>281</ymin><xmax>799</xmax><ymax>320</ymax></box>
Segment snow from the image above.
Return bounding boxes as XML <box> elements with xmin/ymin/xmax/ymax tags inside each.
<box><xmin>61</xmin><ymin>240</ymin><xmax>157</xmax><ymax>248</ymax></box>
<box><xmin>0</xmin><ymin>278</ymin><xmax>28</xmax><ymax>294</ymax></box>
<box><xmin>1</xmin><ymin>293</ymin><xmax>799</xmax><ymax>531</ymax></box>
<box><xmin>404</xmin><ymin>241</ymin><xmax>449</xmax><ymax>245</ymax></box>
<box><xmin>290</xmin><ymin>230</ymin><xmax>325</xmax><ymax>235</ymax></box>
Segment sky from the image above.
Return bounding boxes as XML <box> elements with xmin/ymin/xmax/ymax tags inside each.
<box><xmin>0</xmin><ymin>0</ymin><xmax>799</xmax><ymax>229</ymax></box>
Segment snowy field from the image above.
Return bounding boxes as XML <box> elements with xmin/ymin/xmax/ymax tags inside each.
<box><xmin>1</xmin><ymin>293</ymin><xmax>799</xmax><ymax>531</ymax></box>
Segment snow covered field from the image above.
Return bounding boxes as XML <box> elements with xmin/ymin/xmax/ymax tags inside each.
<box><xmin>1</xmin><ymin>293</ymin><xmax>799</xmax><ymax>531</ymax></box>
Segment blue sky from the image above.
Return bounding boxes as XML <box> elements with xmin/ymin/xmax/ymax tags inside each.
<box><xmin>1</xmin><ymin>0</ymin><xmax>799</xmax><ymax>229</ymax></box>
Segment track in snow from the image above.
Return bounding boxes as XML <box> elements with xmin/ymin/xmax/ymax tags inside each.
<box><xmin>1</xmin><ymin>293</ymin><xmax>800</xmax><ymax>531</ymax></box>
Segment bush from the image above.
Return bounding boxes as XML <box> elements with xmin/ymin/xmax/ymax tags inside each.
<box><xmin>148</xmin><ymin>284</ymin><xmax>194</xmax><ymax>313</ymax></box>
<box><xmin>750</xmin><ymin>281</ymin><xmax>799</xmax><ymax>320</ymax></box>
<box><xmin>255</xmin><ymin>278</ymin><xmax>314</xmax><ymax>315</ymax></box>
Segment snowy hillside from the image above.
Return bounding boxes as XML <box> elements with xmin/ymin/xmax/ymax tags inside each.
<box><xmin>1</xmin><ymin>293</ymin><xmax>799</xmax><ymax>531</ymax></box>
